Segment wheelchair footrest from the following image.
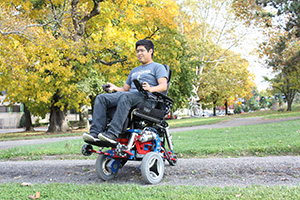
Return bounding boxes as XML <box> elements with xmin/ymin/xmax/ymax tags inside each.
<box><xmin>84</xmin><ymin>140</ymin><xmax>117</xmax><ymax>148</ymax></box>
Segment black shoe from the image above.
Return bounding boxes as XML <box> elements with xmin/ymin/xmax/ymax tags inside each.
<box><xmin>98</xmin><ymin>132</ymin><xmax>117</xmax><ymax>144</ymax></box>
<box><xmin>83</xmin><ymin>133</ymin><xmax>100</xmax><ymax>142</ymax></box>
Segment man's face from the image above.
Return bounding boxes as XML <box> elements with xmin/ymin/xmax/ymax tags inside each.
<box><xmin>136</xmin><ymin>45</ymin><xmax>153</xmax><ymax>65</ymax></box>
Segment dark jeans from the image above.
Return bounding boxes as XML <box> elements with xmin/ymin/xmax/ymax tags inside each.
<box><xmin>90</xmin><ymin>91</ymin><xmax>154</xmax><ymax>138</ymax></box>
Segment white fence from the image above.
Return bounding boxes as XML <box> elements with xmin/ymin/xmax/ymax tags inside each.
<box><xmin>0</xmin><ymin>118</ymin><xmax>18</xmax><ymax>129</ymax></box>
<box><xmin>0</xmin><ymin>113</ymin><xmax>92</xmax><ymax>129</ymax></box>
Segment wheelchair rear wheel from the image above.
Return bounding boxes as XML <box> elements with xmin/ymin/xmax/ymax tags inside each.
<box><xmin>141</xmin><ymin>152</ymin><xmax>164</xmax><ymax>184</ymax></box>
<box><xmin>96</xmin><ymin>154</ymin><xmax>118</xmax><ymax>181</ymax></box>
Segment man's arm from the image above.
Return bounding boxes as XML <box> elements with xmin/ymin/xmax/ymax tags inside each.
<box><xmin>107</xmin><ymin>83</ymin><xmax>130</xmax><ymax>92</ymax></box>
<box><xmin>142</xmin><ymin>77</ymin><xmax>168</xmax><ymax>93</ymax></box>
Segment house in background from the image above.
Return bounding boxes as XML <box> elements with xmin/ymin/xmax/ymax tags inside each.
<box><xmin>0</xmin><ymin>90</ymin><xmax>89</xmax><ymax>129</ymax></box>
<box><xmin>0</xmin><ymin>90</ymin><xmax>22</xmax><ymax>129</ymax></box>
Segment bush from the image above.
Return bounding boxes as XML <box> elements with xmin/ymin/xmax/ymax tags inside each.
<box><xmin>34</xmin><ymin>118</ymin><xmax>41</xmax><ymax>127</ymax></box>
<box><xmin>19</xmin><ymin>114</ymin><xmax>26</xmax><ymax>128</ymax></box>
<box><xmin>234</xmin><ymin>104</ymin><xmax>242</xmax><ymax>114</ymax></box>
<box><xmin>243</xmin><ymin>106</ymin><xmax>250</xmax><ymax>113</ymax></box>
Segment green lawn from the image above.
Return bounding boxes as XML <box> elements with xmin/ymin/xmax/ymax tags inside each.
<box><xmin>1</xmin><ymin>183</ymin><xmax>300</xmax><ymax>200</ymax></box>
<box><xmin>1</xmin><ymin>119</ymin><xmax>299</xmax><ymax>160</ymax></box>
<box><xmin>1</xmin><ymin>105</ymin><xmax>299</xmax><ymax>142</ymax></box>
<box><xmin>236</xmin><ymin>105</ymin><xmax>300</xmax><ymax>119</ymax></box>
<box><xmin>167</xmin><ymin>116</ymin><xmax>229</xmax><ymax>128</ymax></box>
<box><xmin>174</xmin><ymin>119</ymin><xmax>300</xmax><ymax>157</ymax></box>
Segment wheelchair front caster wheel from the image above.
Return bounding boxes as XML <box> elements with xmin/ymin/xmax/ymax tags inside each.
<box><xmin>82</xmin><ymin>144</ymin><xmax>93</xmax><ymax>156</ymax></box>
<box><xmin>141</xmin><ymin>152</ymin><xmax>164</xmax><ymax>184</ymax></box>
<box><xmin>168</xmin><ymin>154</ymin><xmax>178</xmax><ymax>166</ymax></box>
<box><xmin>96</xmin><ymin>154</ymin><xmax>118</xmax><ymax>181</ymax></box>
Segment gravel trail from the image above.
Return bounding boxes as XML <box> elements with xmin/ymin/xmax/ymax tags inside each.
<box><xmin>0</xmin><ymin>156</ymin><xmax>299</xmax><ymax>186</ymax></box>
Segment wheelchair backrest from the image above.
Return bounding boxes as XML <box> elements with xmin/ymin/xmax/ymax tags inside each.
<box><xmin>162</xmin><ymin>64</ymin><xmax>172</xmax><ymax>96</ymax></box>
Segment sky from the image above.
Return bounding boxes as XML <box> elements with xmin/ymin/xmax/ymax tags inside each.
<box><xmin>233</xmin><ymin>28</ymin><xmax>274</xmax><ymax>92</ymax></box>
<box><xmin>247</xmin><ymin>54</ymin><xmax>273</xmax><ymax>92</ymax></box>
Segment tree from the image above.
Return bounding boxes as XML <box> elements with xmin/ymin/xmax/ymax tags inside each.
<box><xmin>0</xmin><ymin>0</ymin><xmax>182</xmax><ymax>132</ymax></box>
<box><xmin>196</xmin><ymin>49</ymin><xmax>255</xmax><ymax>115</ymax></box>
<box><xmin>233</xmin><ymin>0</ymin><xmax>300</xmax><ymax>111</ymax></box>
<box><xmin>176</xmin><ymin>0</ymin><xmax>257</xmax><ymax>114</ymax></box>
<box><xmin>178</xmin><ymin>0</ymin><xmax>252</xmax><ymax>90</ymax></box>
<box><xmin>259</xmin><ymin>30</ymin><xmax>300</xmax><ymax>111</ymax></box>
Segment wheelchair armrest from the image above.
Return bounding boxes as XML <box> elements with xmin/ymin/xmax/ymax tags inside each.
<box><xmin>152</xmin><ymin>92</ymin><xmax>174</xmax><ymax>104</ymax></box>
<box><xmin>133</xmin><ymin>79</ymin><xmax>149</xmax><ymax>98</ymax></box>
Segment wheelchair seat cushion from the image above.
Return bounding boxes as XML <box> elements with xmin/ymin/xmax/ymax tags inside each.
<box><xmin>135</xmin><ymin>103</ymin><xmax>166</xmax><ymax>120</ymax></box>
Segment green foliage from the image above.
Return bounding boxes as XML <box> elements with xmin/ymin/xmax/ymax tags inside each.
<box><xmin>243</xmin><ymin>106</ymin><xmax>250</xmax><ymax>113</ymax></box>
<box><xmin>19</xmin><ymin>114</ymin><xmax>26</xmax><ymax>128</ymax></box>
<box><xmin>248</xmin><ymin>96</ymin><xmax>260</xmax><ymax>111</ymax></box>
<box><xmin>168</xmin><ymin>52</ymin><xmax>195</xmax><ymax>109</ymax></box>
<box><xmin>234</xmin><ymin>104</ymin><xmax>242</xmax><ymax>114</ymax></box>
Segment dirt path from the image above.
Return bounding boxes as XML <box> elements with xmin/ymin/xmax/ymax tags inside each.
<box><xmin>1</xmin><ymin>156</ymin><xmax>299</xmax><ymax>186</ymax></box>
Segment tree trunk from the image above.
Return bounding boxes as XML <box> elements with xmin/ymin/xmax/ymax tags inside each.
<box><xmin>286</xmin><ymin>90</ymin><xmax>295</xmax><ymax>111</ymax></box>
<box><xmin>213</xmin><ymin>100</ymin><xmax>217</xmax><ymax>116</ymax></box>
<box><xmin>48</xmin><ymin>106</ymin><xmax>70</xmax><ymax>133</ymax></box>
<box><xmin>89</xmin><ymin>95</ymin><xmax>95</xmax><ymax>116</ymax></box>
<box><xmin>225</xmin><ymin>100</ymin><xmax>228</xmax><ymax>115</ymax></box>
<box><xmin>47</xmin><ymin>92</ymin><xmax>70</xmax><ymax>133</ymax></box>
<box><xmin>24</xmin><ymin>104</ymin><xmax>33</xmax><ymax>131</ymax></box>
<box><xmin>79</xmin><ymin>104</ymin><xmax>89</xmax><ymax>129</ymax></box>
<box><xmin>287</xmin><ymin>99</ymin><xmax>293</xmax><ymax>111</ymax></box>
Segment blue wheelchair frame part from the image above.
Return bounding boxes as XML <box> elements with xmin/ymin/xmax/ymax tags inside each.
<box><xmin>153</xmin><ymin>133</ymin><xmax>162</xmax><ymax>153</ymax></box>
<box><xmin>127</xmin><ymin>129</ymin><xmax>141</xmax><ymax>134</ymax></box>
<box><xmin>108</xmin><ymin>159</ymin><xmax>121</xmax><ymax>173</ymax></box>
<box><xmin>127</xmin><ymin>128</ymin><xmax>162</xmax><ymax>153</ymax></box>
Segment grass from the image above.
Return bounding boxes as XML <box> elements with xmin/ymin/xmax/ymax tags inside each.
<box><xmin>167</xmin><ymin>117</ymin><xmax>228</xmax><ymax>128</ymax></box>
<box><xmin>1</xmin><ymin>104</ymin><xmax>299</xmax><ymax>142</ymax></box>
<box><xmin>0</xmin><ymin>129</ymin><xmax>86</xmax><ymax>142</ymax></box>
<box><xmin>1</xmin><ymin>183</ymin><xmax>300</xmax><ymax>199</ymax></box>
<box><xmin>237</xmin><ymin>105</ymin><xmax>300</xmax><ymax>119</ymax></box>
<box><xmin>0</xmin><ymin>138</ymin><xmax>88</xmax><ymax>160</ymax></box>
<box><xmin>1</xmin><ymin>119</ymin><xmax>299</xmax><ymax>160</ymax></box>
<box><xmin>173</xmin><ymin>119</ymin><xmax>300</xmax><ymax>158</ymax></box>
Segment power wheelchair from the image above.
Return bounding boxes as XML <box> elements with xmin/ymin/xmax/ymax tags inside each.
<box><xmin>81</xmin><ymin>65</ymin><xmax>177</xmax><ymax>184</ymax></box>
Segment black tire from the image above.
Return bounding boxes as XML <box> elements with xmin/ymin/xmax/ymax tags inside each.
<box><xmin>120</xmin><ymin>159</ymin><xmax>127</xmax><ymax>168</ymax></box>
<box><xmin>141</xmin><ymin>152</ymin><xmax>164</xmax><ymax>184</ymax></box>
<box><xmin>168</xmin><ymin>154</ymin><xmax>178</xmax><ymax>166</ymax></box>
<box><xmin>95</xmin><ymin>154</ymin><xmax>118</xmax><ymax>181</ymax></box>
<box><xmin>81</xmin><ymin>144</ymin><xmax>93</xmax><ymax>156</ymax></box>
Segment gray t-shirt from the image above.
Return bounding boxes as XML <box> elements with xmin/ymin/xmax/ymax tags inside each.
<box><xmin>126</xmin><ymin>62</ymin><xmax>168</xmax><ymax>92</ymax></box>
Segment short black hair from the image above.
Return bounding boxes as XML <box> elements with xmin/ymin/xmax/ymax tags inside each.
<box><xmin>135</xmin><ymin>39</ymin><xmax>154</xmax><ymax>57</ymax></box>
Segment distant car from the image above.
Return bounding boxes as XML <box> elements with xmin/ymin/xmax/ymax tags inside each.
<box><xmin>165</xmin><ymin>111</ymin><xmax>178</xmax><ymax>120</ymax></box>
<box><xmin>227</xmin><ymin>110</ymin><xmax>234</xmax><ymax>115</ymax></box>
<box><xmin>202</xmin><ymin>111</ymin><xmax>209</xmax><ymax>117</ymax></box>
<box><xmin>216</xmin><ymin>111</ymin><xmax>225</xmax><ymax>116</ymax></box>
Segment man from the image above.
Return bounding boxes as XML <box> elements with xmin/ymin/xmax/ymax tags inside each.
<box><xmin>83</xmin><ymin>39</ymin><xmax>168</xmax><ymax>144</ymax></box>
